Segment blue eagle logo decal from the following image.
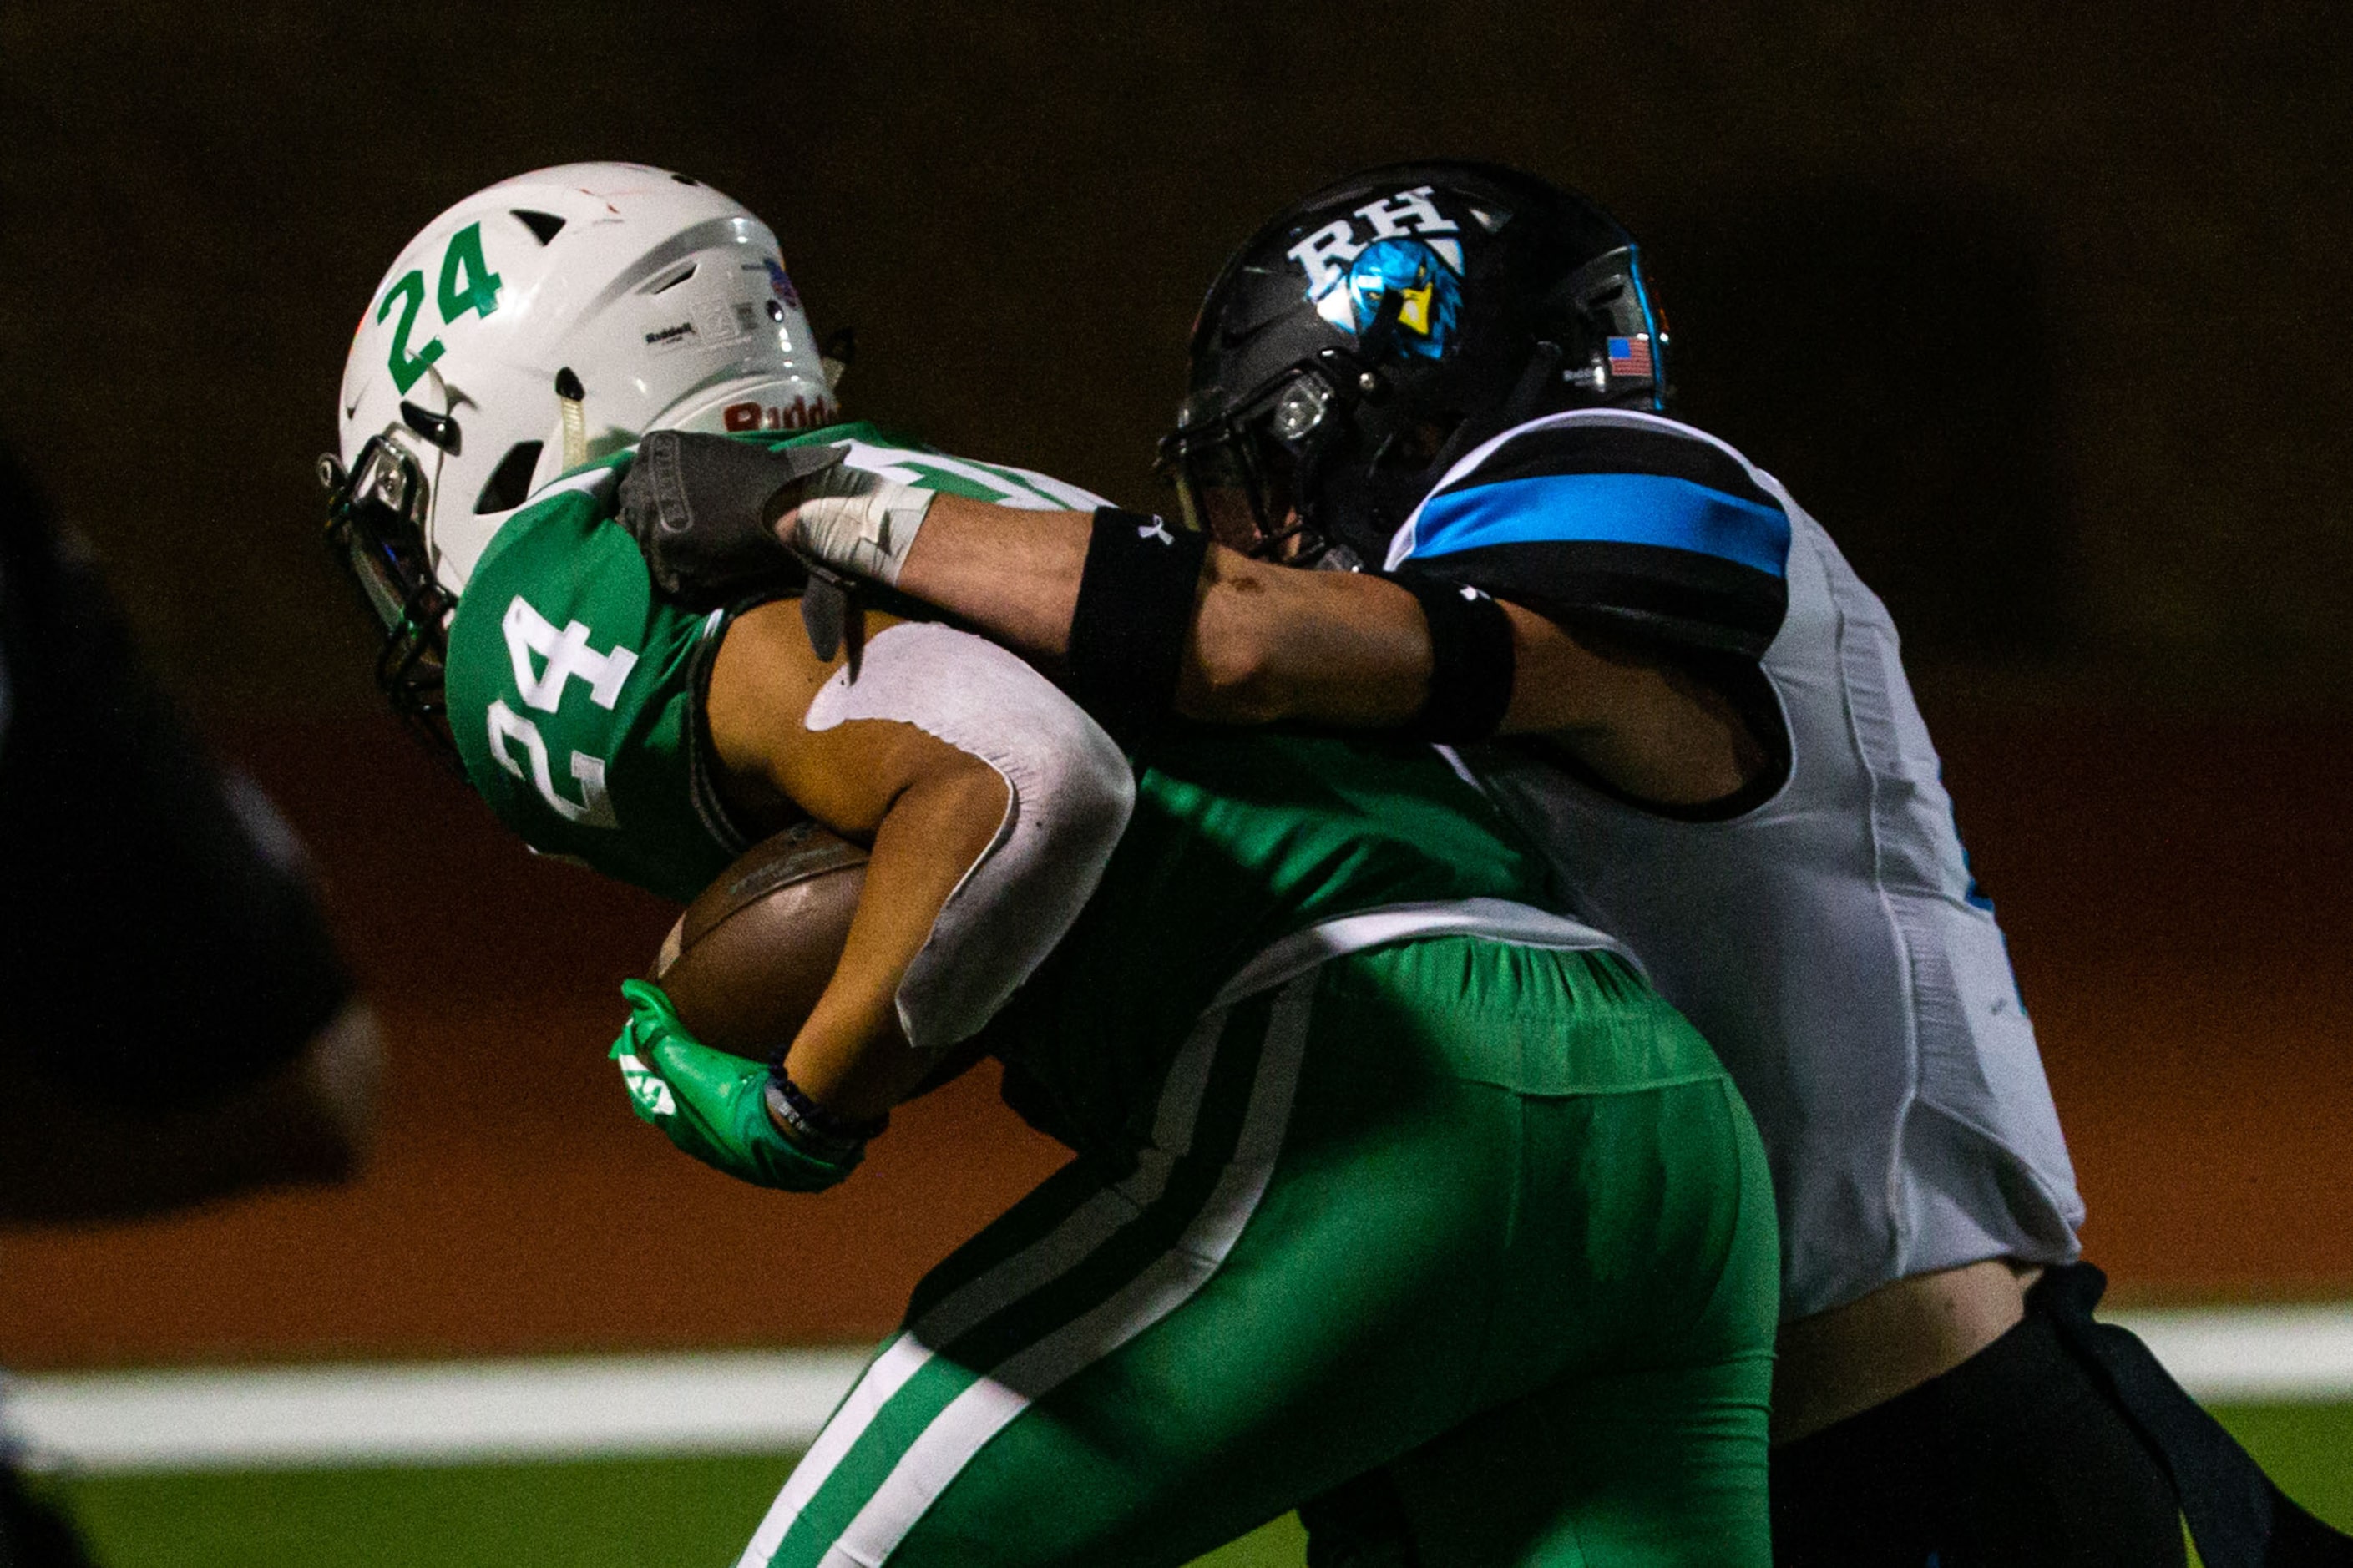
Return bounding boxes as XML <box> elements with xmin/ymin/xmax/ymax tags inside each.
<box><xmin>1329</xmin><ymin>239</ymin><xmax>1460</xmax><ymax>358</ymax></box>
<box><xmin>1289</xmin><ymin>185</ymin><xmax>1470</xmax><ymax>361</ymax></box>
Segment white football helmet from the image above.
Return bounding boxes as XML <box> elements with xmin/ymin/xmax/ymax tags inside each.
<box><xmin>323</xmin><ymin>162</ymin><xmax>836</xmax><ymax>755</ymax></box>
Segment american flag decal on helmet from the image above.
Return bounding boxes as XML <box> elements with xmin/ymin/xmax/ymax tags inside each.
<box><xmin>1607</xmin><ymin>334</ymin><xmax>1654</xmax><ymax>377</ymax></box>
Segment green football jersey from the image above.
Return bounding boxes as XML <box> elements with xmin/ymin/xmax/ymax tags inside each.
<box><xmin>979</xmin><ymin>725</ymin><xmax>1557</xmax><ymax>1149</ymax></box>
<box><xmin>446</xmin><ymin>426</ymin><xmax>1575</xmax><ymax>1141</ymax></box>
<box><xmin>443</xmin><ymin>423</ymin><xmax>1107</xmax><ymax>902</ymax></box>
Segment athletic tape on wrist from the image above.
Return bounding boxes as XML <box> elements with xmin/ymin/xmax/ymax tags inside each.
<box><xmin>1065</xmin><ymin>508</ymin><xmax>1208</xmax><ymax>740</ymax></box>
<box><xmin>793</xmin><ymin>475</ymin><xmax>934</xmax><ymax>587</ymax></box>
<box><xmin>1383</xmin><ymin>571</ymin><xmax>1516</xmax><ymax>742</ymax></box>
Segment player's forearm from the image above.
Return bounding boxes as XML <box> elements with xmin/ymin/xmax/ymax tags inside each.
<box><xmin>1175</xmin><ymin>553</ymin><xmax>1431</xmax><ymax>726</ymax></box>
<box><xmin>1172</xmin><ymin>555</ymin><xmax>1651</xmax><ymax>737</ymax></box>
<box><xmin>846</xmin><ymin>493</ymin><xmax>1723</xmax><ymax>764</ymax></box>
<box><xmin>1176</xmin><ymin>568</ymin><xmax>1691</xmax><ymax>741</ymax></box>
<box><xmin>892</xmin><ymin>495</ymin><xmax>1093</xmax><ymax>660</ymax></box>
<box><xmin>783</xmin><ymin>761</ymin><xmax>1010</xmax><ymax>1124</ymax></box>
<box><xmin>898</xmin><ymin>502</ymin><xmax>1434</xmax><ymax>727</ymax></box>
<box><xmin>711</xmin><ymin>609</ymin><xmax>1130</xmax><ymax>1130</ymax></box>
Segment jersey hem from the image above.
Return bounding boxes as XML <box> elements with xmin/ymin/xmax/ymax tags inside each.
<box><xmin>1211</xmin><ymin>898</ymin><xmax>1637</xmax><ymax>1009</ymax></box>
<box><xmin>1783</xmin><ymin>1232</ymin><xmax>2087</xmax><ymax>1326</ymax></box>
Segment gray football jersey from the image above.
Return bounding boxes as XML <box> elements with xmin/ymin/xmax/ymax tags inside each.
<box><xmin>1404</xmin><ymin>410</ymin><xmax>2085</xmax><ymax>1320</ymax></box>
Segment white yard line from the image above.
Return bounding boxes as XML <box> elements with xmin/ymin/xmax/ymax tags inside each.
<box><xmin>1</xmin><ymin>1348</ymin><xmax>869</xmax><ymax>1474</ymax></box>
<box><xmin>2116</xmin><ymin>1304</ymin><xmax>2353</xmax><ymax>1404</ymax></box>
<box><xmin>5</xmin><ymin>1307</ymin><xmax>2352</xmax><ymax>1474</ymax></box>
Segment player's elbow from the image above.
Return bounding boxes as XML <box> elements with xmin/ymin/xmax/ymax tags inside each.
<box><xmin>1025</xmin><ymin>701</ymin><xmax>1136</xmax><ymax>858</ymax></box>
<box><xmin>886</xmin><ymin>675</ymin><xmax>1135</xmax><ymax>1054</ymax></box>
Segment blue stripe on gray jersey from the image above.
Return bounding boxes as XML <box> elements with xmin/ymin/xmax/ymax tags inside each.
<box><xmin>1409</xmin><ymin>471</ymin><xmax>1791</xmax><ymax>578</ymax></box>
<box><xmin>1390</xmin><ymin>413</ymin><xmax>1794</xmax><ymax>658</ymax></box>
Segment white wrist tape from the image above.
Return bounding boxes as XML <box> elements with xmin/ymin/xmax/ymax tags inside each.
<box><xmin>788</xmin><ymin>465</ymin><xmax>935</xmax><ymax>587</ymax></box>
<box><xmin>802</xmin><ymin>622</ymin><xmax>1134</xmax><ymax>1052</ymax></box>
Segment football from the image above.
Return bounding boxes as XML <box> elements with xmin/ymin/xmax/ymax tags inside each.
<box><xmin>650</xmin><ymin>821</ymin><xmax>868</xmax><ymax>1060</ymax></box>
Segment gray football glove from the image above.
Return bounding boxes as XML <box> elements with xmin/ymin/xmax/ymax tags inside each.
<box><xmin>616</xmin><ymin>431</ymin><xmax>846</xmax><ymax>608</ymax></box>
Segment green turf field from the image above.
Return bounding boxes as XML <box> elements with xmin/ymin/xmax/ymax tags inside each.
<box><xmin>31</xmin><ymin>1404</ymin><xmax>2350</xmax><ymax>1567</ymax></box>
<box><xmin>39</xmin><ymin>1453</ymin><xmax>1311</xmax><ymax>1568</ymax></box>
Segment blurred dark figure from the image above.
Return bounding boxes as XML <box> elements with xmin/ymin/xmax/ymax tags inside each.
<box><xmin>0</xmin><ymin>441</ymin><xmax>381</xmax><ymax>1566</ymax></box>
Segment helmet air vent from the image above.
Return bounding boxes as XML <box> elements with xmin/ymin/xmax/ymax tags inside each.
<box><xmin>650</xmin><ymin>261</ymin><xmax>700</xmax><ymax>295</ymax></box>
<box><xmin>400</xmin><ymin>400</ymin><xmax>461</xmax><ymax>453</ymax></box>
<box><xmin>512</xmin><ymin>210</ymin><xmax>567</xmax><ymax>245</ymax></box>
<box><xmin>473</xmin><ymin>441</ymin><xmax>544</xmax><ymax>514</ymax></box>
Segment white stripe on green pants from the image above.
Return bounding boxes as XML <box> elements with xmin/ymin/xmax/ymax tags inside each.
<box><xmin>741</xmin><ymin>938</ymin><xmax>1778</xmax><ymax>1568</ymax></box>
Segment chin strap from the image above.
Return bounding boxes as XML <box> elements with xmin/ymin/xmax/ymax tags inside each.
<box><xmin>794</xmin><ymin>552</ymin><xmax>866</xmax><ymax>680</ymax></box>
<box><xmin>555</xmin><ymin>367</ymin><xmax>588</xmax><ymax>470</ymax></box>
<box><xmin>1424</xmin><ymin>339</ymin><xmax>1567</xmax><ymax>492</ymax></box>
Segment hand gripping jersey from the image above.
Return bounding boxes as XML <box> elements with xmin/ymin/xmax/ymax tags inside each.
<box><xmin>442</xmin><ymin>424</ymin><xmax>1619</xmax><ymax>1116</ymax></box>
<box><xmin>1391</xmin><ymin>407</ymin><xmax>2083</xmax><ymax>1320</ymax></box>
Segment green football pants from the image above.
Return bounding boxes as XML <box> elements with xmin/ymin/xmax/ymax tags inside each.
<box><xmin>736</xmin><ymin>938</ymin><xmax>1779</xmax><ymax>1568</ymax></box>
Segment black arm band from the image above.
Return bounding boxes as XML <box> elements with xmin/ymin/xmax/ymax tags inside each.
<box><xmin>764</xmin><ymin>1066</ymin><xmax>887</xmax><ymax>1156</ymax></box>
<box><xmin>1382</xmin><ymin>571</ymin><xmax>1516</xmax><ymax>742</ymax></box>
<box><xmin>1065</xmin><ymin>508</ymin><xmax>1208</xmax><ymax>741</ymax></box>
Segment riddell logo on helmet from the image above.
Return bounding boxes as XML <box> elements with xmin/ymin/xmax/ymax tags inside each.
<box><xmin>724</xmin><ymin>396</ymin><xmax>835</xmax><ymax>432</ymax></box>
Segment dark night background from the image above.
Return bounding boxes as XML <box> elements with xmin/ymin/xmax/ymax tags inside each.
<box><xmin>6</xmin><ymin>3</ymin><xmax>2353</xmax><ymax>1371</ymax></box>
<box><xmin>3</xmin><ymin>2</ymin><xmax>2348</xmax><ymax>720</ymax></box>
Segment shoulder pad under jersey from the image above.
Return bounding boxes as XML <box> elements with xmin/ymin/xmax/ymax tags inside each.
<box><xmin>1386</xmin><ymin>410</ymin><xmax>1791</xmax><ymax>657</ymax></box>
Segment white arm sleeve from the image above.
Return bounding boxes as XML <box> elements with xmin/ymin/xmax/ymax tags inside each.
<box><xmin>801</xmin><ymin>621</ymin><xmax>1134</xmax><ymax>1052</ymax></box>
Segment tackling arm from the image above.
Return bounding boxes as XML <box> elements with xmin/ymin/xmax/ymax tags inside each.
<box><xmin>868</xmin><ymin>496</ymin><xmax>1764</xmax><ymax>804</ymax></box>
<box><xmin>611</xmin><ymin>433</ymin><xmax>1762</xmax><ymax>807</ymax></box>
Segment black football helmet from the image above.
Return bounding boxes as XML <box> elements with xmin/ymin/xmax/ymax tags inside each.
<box><xmin>1162</xmin><ymin>162</ymin><xmax>1667</xmax><ymax>566</ymax></box>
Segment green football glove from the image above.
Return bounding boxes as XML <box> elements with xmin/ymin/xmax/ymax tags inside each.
<box><xmin>610</xmin><ymin>979</ymin><xmax>860</xmax><ymax>1192</ymax></box>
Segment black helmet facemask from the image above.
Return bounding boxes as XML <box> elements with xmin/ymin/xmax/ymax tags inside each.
<box><xmin>318</xmin><ymin>435</ymin><xmax>463</xmax><ymax>769</ymax></box>
<box><xmin>1165</xmin><ymin>164</ymin><xmax>1669</xmax><ymax>569</ymax></box>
